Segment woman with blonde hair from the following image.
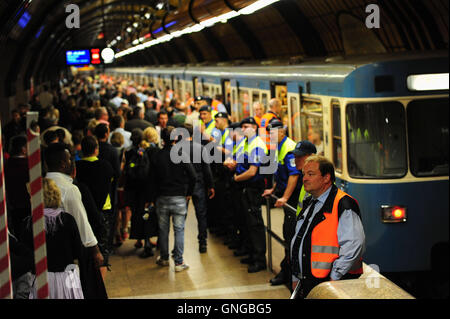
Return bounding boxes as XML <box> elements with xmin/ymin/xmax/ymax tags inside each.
<box><xmin>21</xmin><ymin>178</ymin><xmax>84</xmax><ymax>299</ymax></box>
<box><xmin>142</xmin><ymin>126</ymin><xmax>160</xmax><ymax>147</ymax></box>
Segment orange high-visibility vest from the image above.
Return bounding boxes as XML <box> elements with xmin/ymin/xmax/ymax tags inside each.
<box><xmin>211</xmin><ymin>99</ymin><xmax>221</xmax><ymax>111</ymax></box>
<box><xmin>310</xmin><ymin>188</ymin><xmax>363</xmax><ymax>278</ymax></box>
<box><xmin>260</xmin><ymin>111</ymin><xmax>280</xmax><ymax>150</ymax></box>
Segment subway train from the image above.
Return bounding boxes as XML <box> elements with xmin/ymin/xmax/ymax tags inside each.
<box><xmin>106</xmin><ymin>51</ymin><xmax>449</xmax><ymax>277</ymax></box>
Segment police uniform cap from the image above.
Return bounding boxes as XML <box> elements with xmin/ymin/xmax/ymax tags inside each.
<box><xmin>293</xmin><ymin>140</ymin><xmax>317</xmax><ymax>157</ymax></box>
<box><xmin>228</xmin><ymin>122</ymin><xmax>241</xmax><ymax>129</ymax></box>
<box><xmin>240</xmin><ymin>117</ymin><xmax>259</xmax><ymax>128</ymax></box>
<box><xmin>214</xmin><ymin>112</ymin><xmax>229</xmax><ymax>119</ymax></box>
<box><xmin>266</xmin><ymin>119</ymin><xmax>284</xmax><ymax>131</ymax></box>
<box><xmin>199</xmin><ymin>105</ymin><xmax>212</xmax><ymax>112</ymax></box>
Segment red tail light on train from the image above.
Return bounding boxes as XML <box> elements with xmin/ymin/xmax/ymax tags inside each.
<box><xmin>381</xmin><ymin>205</ymin><xmax>407</xmax><ymax>223</ymax></box>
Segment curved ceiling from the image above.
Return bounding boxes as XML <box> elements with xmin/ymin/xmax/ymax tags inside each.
<box><xmin>0</xmin><ymin>0</ymin><xmax>448</xmax><ymax>98</ymax></box>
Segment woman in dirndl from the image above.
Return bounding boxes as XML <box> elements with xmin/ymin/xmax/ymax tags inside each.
<box><xmin>21</xmin><ymin>178</ymin><xmax>84</xmax><ymax>299</ymax></box>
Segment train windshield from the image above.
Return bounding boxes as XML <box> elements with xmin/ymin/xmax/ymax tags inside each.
<box><xmin>407</xmin><ymin>98</ymin><xmax>449</xmax><ymax>177</ymax></box>
<box><xmin>346</xmin><ymin>102</ymin><xmax>407</xmax><ymax>178</ymax></box>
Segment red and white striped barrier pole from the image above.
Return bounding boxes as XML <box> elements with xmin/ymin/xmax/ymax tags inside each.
<box><xmin>0</xmin><ymin>123</ymin><xmax>12</xmax><ymax>299</ymax></box>
<box><xmin>26</xmin><ymin>112</ymin><xmax>49</xmax><ymax>299</ymax></box>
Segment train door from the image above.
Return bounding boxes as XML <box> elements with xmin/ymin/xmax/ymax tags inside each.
<box><xmin>230</xmin><ymin>79</ymin><xmax>239</xmax><ymax>122</ymax></box>
<box><xmin>203</xmin><ymin>81</ymin><xmax>210</xmax><ymax>98</ymax></box>
<box><xmin>157</xmin><ymin>76</ymin><xmax>164</xmax><ymax>99</ymax></box>
<box><xmin>221</xmin><ymin>79</ymin><xmax>231</xmax><ymax>113</ymax></box>
<box><xmin>331</xmin><ymin>99</ymin><xmax>343</xmax><ymax>172</ymax></box>
<box><xmin>215</xmin><ymin>85</ymin><xmax>221</xmax><ymax>99</ymax></box>
<box><xmin>194</xmin><ymin>77</ymin><xmax>203</xmax><ymax>97</ymax></box>
<box><xmin>299</xmin><ymin>89</ymin><xmax>324</xmax><ymax>156</ymax></box>
<box><xmin>178</xmin><ymin>76</ymin><xmax>184</xmax><ymax>101</ymax></box>
<box><xmin>185</xmin><ymin>79</ymin><xmax>193</xmax><ymax>99</ymax></box>
<box><xmin>270</xmin><ymin>82</ymin><xmax>288</xmax><ymax>128</ymax></box>
<box><xmin>287</xmin><ymin>86</ymin><xmax>301</xmax><ymax>141</ymax></box>
<box><xmin>250</xmin><ymin>90</ymin><xmax>261</xmax><ymax>117</ymax></box>
<box><xmin>238</xmin><ymin>87</ymin><xmax>251</xmax><ymax>120</ymax></box>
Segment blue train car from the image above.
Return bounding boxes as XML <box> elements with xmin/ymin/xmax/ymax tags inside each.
<box><xmin>107</xmin><ymin>52</ymin><xmax>449</xmax><ymax>274</ymax></box>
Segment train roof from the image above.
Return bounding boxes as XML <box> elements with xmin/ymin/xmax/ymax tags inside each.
<box><xmin>108</xmin><ymin>51</ymin><xmax>448</xmax><ymax>97</ymax></box>
<box><xmin>109</xmin><ymin>51</ymin><xmax>447</xmax><ymax>76</ymax></box>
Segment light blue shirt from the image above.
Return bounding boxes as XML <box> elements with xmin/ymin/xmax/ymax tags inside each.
<box><xmin>291</xmin><ymin>185</ymin><xmax>365</xmax><ymax>281</ymax></box>
<box><xmin>108</xmin><ymin>127</ymin><xmax>132</xmax><ymax>150</ymax></box>
<box><xmin>216</xmin><ymin>103</ymin><xmax>227</xmax><ymax>113</ymax></box>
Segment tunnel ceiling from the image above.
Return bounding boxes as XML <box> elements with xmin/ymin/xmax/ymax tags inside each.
<box><xmin>0</xmin><ymin>0</ymin><xmax>448</xmax><ymax>96</ymax></box>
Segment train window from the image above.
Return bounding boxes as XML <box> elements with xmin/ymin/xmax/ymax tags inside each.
<box><xmin>193</xmin><ymin>77</ymin><xmax>201</xmax><ymax>97</ymax></box>
<box><xmin>273</xmin><ymin>84</ymin><xmax>289</xmax><ymax>132</ymax></box>
<box><xmin>301</xmin><ymin>98</ymin><xmax>324</xmax><ymax>156</ymax></box>
<box><xmin>222</xmin><ymin>80</ymin><xmax>231</xmax><ymax>104</ymax></box>
<box><xmin>239</xmin><ymin>90</ymin><xmax>250</xmax><ymax>121</ymax></box>
<box><xmin>332</xmin><ymin>102</ymin><xmax>342</xmax><ymax>172</ymax></box>
<box><xmin>261</xmin><ymin>93</ymin><xmax>268</xmax><ymax>110</ymax></box>
<box><xmin>176</xmin><ymin>78</ymin><xmax>182</xmax><ymax>99</ymax></box>
<box><xmin>203</xmin><ymin>83</ymin><xmax>210</xmax><ymax>97</ymax></box>
<box><xmin>252</xmin><ymin>91</ymin><xmax>260</xmax><ymax>104</ymax></box>
<box><xmin>185</xmin><ymin>81</ymin><xmax>193</xmax><ymax>100</ymax></box>
<box><xmin>407</xmin><ymin>98</ymin><xmax>449</xmax><ymax>177</ymax></box>
<box><xmin>290</xmin><ymin>96</ymin><xmax>301</xmax><ymax>142</ymax></box>
<box><xmin>346</xmin><ymin>102</ymin><xmax>407</xmax><ymax>179</ymax></box>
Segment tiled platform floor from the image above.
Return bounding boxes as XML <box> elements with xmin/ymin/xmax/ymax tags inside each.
<box><xmin>104</xmin><ymin>201</ymin><xmax>290</xmax><ymax>299</ymax></box>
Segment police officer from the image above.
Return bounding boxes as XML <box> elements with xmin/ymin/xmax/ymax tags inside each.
<box><xmin>291</xmin><ymin>155</ymin><xmax>365</xmax><ymax>298</ymax></box>
<box><xmin>262</xmin><ymin>119</ymin><xmax>301</xmax><ymax>287</ymax></box>
<box><xmin>224</xmin><ymin>122</ymin><xmax>248</xmax><ymax>252</ymax></box>
<box><xmin>198</xmin><ymin>105</ymin><xmax>218</xmax><ymax>145</ymax></box>
<box><xmin>233</xmin><ymin>117</ymin><xmax>268</xmax><ymax>273</ymax></box>
<box><xmin>292</xmin><ymin>141</ymin><xmax>317</xmax><ymax>216</ymax></box>
<box><xmin>210</xmin><ymin>112</ymin><xmax>234</xmax><ymax>239</ymax></box>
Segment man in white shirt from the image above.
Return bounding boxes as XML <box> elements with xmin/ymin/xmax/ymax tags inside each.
<box><xmin>44</xmin><ymin>143</ymin><xmax>104</xmax><ymax>267</ymax></box>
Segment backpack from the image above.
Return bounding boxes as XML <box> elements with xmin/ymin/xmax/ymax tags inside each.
<box><xmin>126</xmin><ymin>147</ymin><xmax>150</xmax><ymax>183</ymax></box>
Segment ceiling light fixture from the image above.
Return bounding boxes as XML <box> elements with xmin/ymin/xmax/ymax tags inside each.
<box><xmin>115</xmin><ymin>0</ymin><xmax>280</xmax><ymax>59</ymax></box>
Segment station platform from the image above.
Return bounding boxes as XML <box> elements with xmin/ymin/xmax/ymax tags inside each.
<box><xmin>104</xmin><ymin>202</ymin><xmax>291</xmax><ymax>299</ymax></box>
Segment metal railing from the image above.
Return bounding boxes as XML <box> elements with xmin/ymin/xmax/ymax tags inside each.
<box><xmin>264</xmin><ymin>194</ymin><xmax>297</xmax><ymax>272</ymax></box>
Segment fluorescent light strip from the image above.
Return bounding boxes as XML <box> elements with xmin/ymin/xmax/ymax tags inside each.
<box><xmin>114</xmin><ymin>0</ymin><xmax>279</xmax><ymax>59</ymax></box>
<box><xmin>407</xmin><ymin>73</ymin><xmax>449</xmax><ymax>91</ymax></box>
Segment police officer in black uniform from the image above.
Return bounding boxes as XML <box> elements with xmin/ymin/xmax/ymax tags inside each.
<box><xmin>233</xmin><ymin>117</ymin><xmax>268</xmax><ymax>273</ymax></box>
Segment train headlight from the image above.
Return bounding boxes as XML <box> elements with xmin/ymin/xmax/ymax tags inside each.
<box><xmin>381</xmin><ymin>205</ymin><xmax>407</xmax><ymax>223</ymax></box>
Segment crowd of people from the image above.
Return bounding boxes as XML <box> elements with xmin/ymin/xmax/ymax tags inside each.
<box><xmin>2</xmin><ymin>73</ymin><xmax>365</xmax><ymax>299</ymax></box>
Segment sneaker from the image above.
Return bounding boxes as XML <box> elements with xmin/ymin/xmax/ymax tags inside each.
<box><xmin>199</xmin><ymin>244</ymin><xmax>207</xmax><ymax>253</ymax></box>
<box><xmin>174</xmin><ymin>262</ymin><xmax>190</xmax><ymax>272</ymax></box>
<box><xmin>156</xmin><ymin>256</ymin><xmax>169</xmax><ymax>266</ymax></box>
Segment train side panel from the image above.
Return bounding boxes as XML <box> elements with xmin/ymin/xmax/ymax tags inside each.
<box><xmin>337</xmin><ymin>178</ymin><xmax>449</xmax><ymax>272</ymax></box>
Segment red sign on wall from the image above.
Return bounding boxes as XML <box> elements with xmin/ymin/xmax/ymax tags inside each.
<box><xmin>90</xmin><ymin>48</ymin><xmax>101</xmax><ymax>64</ymax></box>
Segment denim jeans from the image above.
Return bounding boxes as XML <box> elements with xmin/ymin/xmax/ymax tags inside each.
<box><xmin>156</xmin><ymin>196</ymin><xmax>187</xmax><ymax>265</ymax></box>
